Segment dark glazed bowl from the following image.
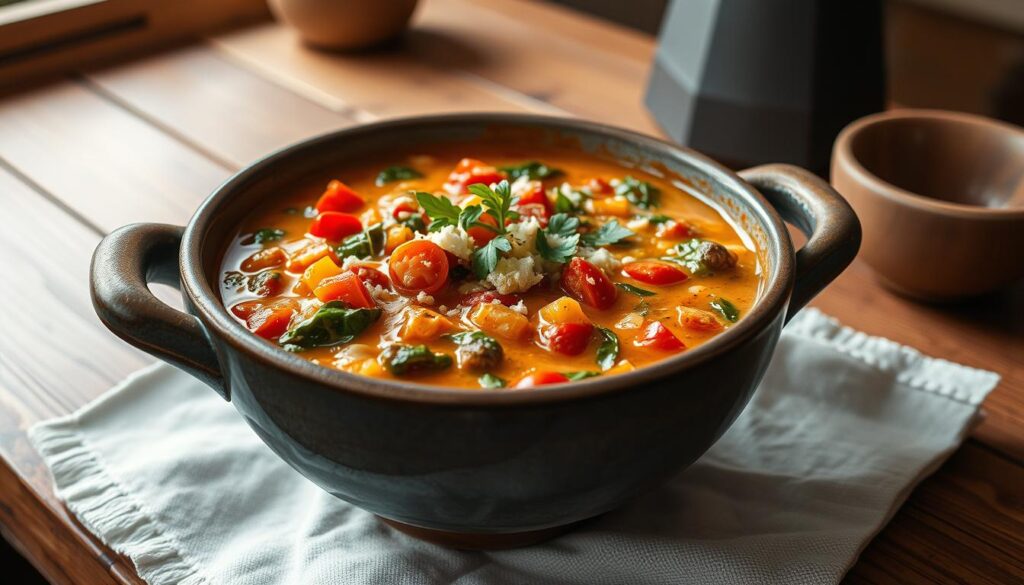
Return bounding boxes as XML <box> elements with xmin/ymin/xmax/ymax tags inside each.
<box><xmin>91</xmin><ymin>114</ymin><xmax>860</xmax><ymax>548</ymax></box>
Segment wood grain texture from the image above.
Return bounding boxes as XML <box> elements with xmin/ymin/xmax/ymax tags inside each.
<box><xmin>84</xmin><ymin>46</ymin><xmax>363</xmax><ymax>168</ymax></box>
<box><xmin>0</xmin><ymin>1</ymin><xmax>1021</xmax><ymax>582</ymax></box>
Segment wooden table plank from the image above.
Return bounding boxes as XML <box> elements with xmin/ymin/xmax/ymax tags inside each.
<box><xmin>84</xmin><ymin>46</ymin><xmax>363</xmax><ymax>169</ymax></box>
<box><xmin>0</xmin><ymin>80</ymin><xmax>228</xmax><ymax>232</ymax></box>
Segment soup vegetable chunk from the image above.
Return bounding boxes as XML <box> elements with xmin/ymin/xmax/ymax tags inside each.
<box><xmin>221</xmin><ymin>146</ymin><xmax>760</xmax><ymax>389</ymax></box>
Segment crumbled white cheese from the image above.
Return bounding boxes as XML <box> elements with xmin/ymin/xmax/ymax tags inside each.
<box><xmin>509</xmin><ymin>299</ymin><xmax>528</xmax><ymax>315</ymax></box>
<box><xmin>419</xmin><ymin>225</ymin><xmax>474</xmax><ymax>261</ymax></box>
<box><xmin>579</xmin><ymin>247</ymin><xmax>622</xmax><ymax>274</ymax></box>
<box><xmin>621</xmin><ymin>255</ymin><xmax>637</xmax><ymax>264</ymax></box>
<box><xmin>615</xmin><ymin>313</ymin><xmax>644</xmax><ymax>330</ymax></box>
<box><xmin>340</xmin><ymin>256</ymin><xmax>363</xmax><ymax>270</ymax></box>
<box><xmin>509</xmin><ymin>175</ymin><xmax>535</xmax><ymax>198</ymax></box>
<box><xmin>506</xmin><ymin>217</ymin><xmax>541</xmax><ymax>258</ymax></box>
<box><xmin>415</xmin><ymin>291</ymin><xmax>435</xmax><ymax>305</ymax></box>
<box><xmin>445</xmin><ymin>306</ymin><xmax>463</xmax><ymax>318</ymax></box>
<box><xmin>486</xmin><ymin>255</ymin><xmax>544</xmax><ymax>294</ymax></box>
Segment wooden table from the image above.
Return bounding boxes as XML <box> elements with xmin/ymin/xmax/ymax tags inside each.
<box><xmin>1</xmin><ymin>1</ymin><xmax>1021</xmax><ymax>582</ymax></box>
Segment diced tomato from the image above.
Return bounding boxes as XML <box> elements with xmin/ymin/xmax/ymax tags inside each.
<box><xmin>516</xmin><ymin>181</ymin><xmax>550</xmax><ymax>210</ymax></box>
<box><xmin>232</xmin><ymin>299</ymin><xmax>297</xmax><ymax>340</ymax></box>
<box><xmin>461</xmin><ymin>290</ymin><xmax>520</xmax><ymax>307</ymax></box>
<box><xmin>313</xmin><ymin>271</ymin><xmax>376</xmax><ymax>308</ymax></box>
<box><xmin>540</xmin><ymin>322</ymin><xmax>594</xmax><ymax>356</ymax></box>
<box><xmin>657</xmin><ymin>221</ymin><xmax>692</xmax><ymax>239</ymax></box>
<box><xmin>316</xmin><ymin>180</ymin><xmax>364</xmax><ymax>213</ymax></box>
<box><xmin>466</xmin><ymin>212</ymin><xmax>499</xmax><ymax>245</ymax></box>
<box><xmin>445</xmin><ymin>158</ymin><xmax>506</xmax><ymax>194</ymax></box>
<box><xmin>515</xmin><ymin>371</ymin><xmax>570</xmax><ymax>388</ymax></box>
<box><xmin>561</xmin><ymin>257</ymin><xmax>617</xmax><ymax>310</ymax></box>
<box><xmin>309</xmin><ymin>212</ymin><xmax>363</xmax><ymax>241</ymax></box>
<box><xmin>388</xmin><ymin>240</ymin><xmax>450</xmax><ymax>296</ymax></box>
<box><xmin>623</xmin><ymin>261</ymin><xmax>689</xmax><ymax>285</ymax></box>
<box><xmin>634</xmin><ymin>321</ymin><xmax>685</xmax><ymax>351</ymax></box>
<box><xmin>586</xmin><ymin>177</ymin><xmax>613</xmax><ymax>194</ymax></box>
<box><xmin>515</xmin><ymin>203</ymin><xmax>549</xmax><ymax>227</ymax></box>
<box><xmin>350</xmin><ymin>264</ymin><xmax>390</xmax><ymax>289</ymax></box>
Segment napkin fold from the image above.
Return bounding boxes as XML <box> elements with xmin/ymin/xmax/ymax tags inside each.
<box><xmin>30</xmin><ymin>309</ymin><xmax>999</xmax><ymax>585</ymax></box>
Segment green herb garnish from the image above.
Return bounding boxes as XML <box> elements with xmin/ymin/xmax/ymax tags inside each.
<box><xmin>646</xmin><ymin>214</ymin><xmax>672</xmax><ymax>224</ymax></box>
<box><xmin>253</xmin><ymin>228</ymin><xmax>285</xmax><ymax>245</ymax></box>
<box><xmin>416</xmin><ymin>191</ymin><xmax>462</xmax><ymax>231</ymax></box>
<box><xmin>468</xmin><ymin>180</ymin><xmax>517</xmax><ymax>234</ymax></box>
<box><xmin>710</xmin><ymin>298</ymin><xmax>740</xmax><ymax>323</ymax></box>
<box><xmin>478</xmin><ymin>372</ymin><xmax>506</xmax><ymax>389</ymax></box>
<box><xmin>581</xmin><ymin>219</ymin><xmax>633</xmax><ymax>247</ymax></box>
<box><xmin>615</xmin><ymin>176</ymin><xmax>659</xmax><ymax>209</ymax></box>
<box><xmin>499</xmin><ymin>161</ymin><xmax>562</xmax><ymax>181</ymax></box>
<box><xmin>662</xmin><ymin>238</ymin><xmax>710</xmax><ymax>275</ymax></box>
<box><xmin>280</xmin><ymin>302</ymin><xmax>381</xmax><ymax>349</ymax></box>
<box><xmin>381</xmin><ymin>344</ymin><xmax>453</xmax><ymax>376</ymax></box>
<box><xmin>615</xmin><ymin>283</ymin><xmax>655</xmax><ymax>297</ymax></box>
<box><xmin>565</xmin><ymin>371</ymin><xmax>601</xmax><ymax>381</ymax></box>
<box><xmin>552</xmin><ymin>183</ymin><xmax>586</xmax><ymax>213</ymax></box>
<box><xmin>336</xmin><ymin>223</ymin><xmax>385</xmax><ymax>259</ymax></box>
<box><xmin>595</xmin><ymin>327</ymin><xmax>620</xmax><ymax>371</ymax></box>
<box><xmin>376</xmin><ymin>165</ymin><xmax>423</xmax><ymax>186</ymax></box>
<box><xmin>399</xmin><ymin>213</ymin><xmax>426</xmax><ymax>233</ymax></box>
<box><xmin>471</xmin><ymin>236</ymin><xmax>512</xmax><ymax>279</ymax></box>
<box><xmin>535</xmin><ymin>213</ymin><xmax>580</xmax><ymax>264</ymax></box>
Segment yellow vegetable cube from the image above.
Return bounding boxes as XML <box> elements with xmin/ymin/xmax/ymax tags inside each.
<box><xmin>590</xmin><ymin>196</ymin><xmax>631</xmax><ymax>217</ymax></box>
<box><xmin>400</xmin><ymin>307</ymin><xmax>457</xmax><ymax>341</ymax></box>
<box><xmin>606</xmin><ymin>360</ymin><xmax>636</xmax><ymax>375</ymax></box>
<box><xmin>538</xmin><ymin>296</ymin><xmax>590</xmax><ymax>325</ymax></box>
<box><xmin>301</xmin><ymin>256</ymin><xmax>342</xmax><ymax>290</ymax></box>
<box><xmin>385</xmin><ymin>225</ymin><xmax>414</xmax><ymax>254</ymax></box>
<box><xmin>470</xmin><ymin>303</ymin><xmax>531</xmax><ymax>341</ymax></box>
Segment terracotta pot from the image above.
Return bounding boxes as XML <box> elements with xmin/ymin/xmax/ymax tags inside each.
<box><xmin>268</xmin><ymin>0</ymin><xmax>418</xmax><ymax>50</ymax></box>
<box><xmin>832</xmin><ymin>109</ymin><xmax>1024</xmax><ymax>301</ymax></box>
<box><xmin>91</xmin><ymin>114</ymin><xmax>859</xmax><ymax>548</ymax></box>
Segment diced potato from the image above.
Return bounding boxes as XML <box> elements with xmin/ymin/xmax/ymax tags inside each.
<box><xmin>400</xmin><ymin>307</ymin><xmax>457</xmax><ymax>341</ymax></box>
<box><xmin>614</xmin><ymin>312</ymin><xmax>644</xmax><ymax>330</ymax></box>
<box><xmin>301</xmin><ymin>256</ymin><xmax>342</xmax><ymax>290</ymax></box>
<box><xmin>386</xmin><ymin>225</ymin><xmax>414</xmax><ymax>254</ymax></box>
<box><xmin>286</xmin><ymin>243</ymin><xmax>331</xmax><ymax>273</ymax></box>
<box><xmin>590</xmin><ymin>196</ymin><xmax>631</xmax><ymax>217</ymax></box>
<box><xmin>538</xmin><ymin>296</ymin><xmax>589</xmax><ymax>325</ymax></box>
<box><xmin>470</xmin><ymin>303</ymin><xmax>531</xmax><ymax>341</ymax></box>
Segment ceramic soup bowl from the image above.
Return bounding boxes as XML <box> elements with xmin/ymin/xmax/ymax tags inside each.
<box><xmin>91</xmin><ymin>114</ymin><xmax>859</xmax><ymax>548</ymax></box>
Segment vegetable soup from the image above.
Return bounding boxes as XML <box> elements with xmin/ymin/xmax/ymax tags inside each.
<box><xmin>220</xmin><ymin>144</ymin><xmax>761</xmax><ymax>389</ymax></box>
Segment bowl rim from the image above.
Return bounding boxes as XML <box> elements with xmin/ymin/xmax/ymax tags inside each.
<box><xmin>834</xmin><ymin>108</ymin><xmax>1024</xmax><ymax>220</ymax></box>
<box><xmin>180</xmin><ymin>113</ymin><xmax>794</xmax><ymax>406</ymax></box>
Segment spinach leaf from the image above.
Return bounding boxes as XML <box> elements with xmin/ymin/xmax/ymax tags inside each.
<box><xmin>615</xmin><ymin>282</ymin><xmax>655</xmax><ymax>297</ymax></box>
<box><xmin>381</xmin><ymin>344</ymin><xmax>453</xmax><ymax>376</ymax></box>
<box><xmin>595</xmin><ymin>327</ymin><xmax>620</xmax><ymax>371</ymax></box>
<box><xmin>478</xmin><ymin>373</ymin><xmax>506</xmax><ymax>389</ymax></box>
<box><xmin>280</xmin><ymin>301</ymin><xmax>381</xmax><ymax>349</ymax></box>
<box><xmin>710</xmin><ymin>298</ymin><xmax>740</xmax><ymax>323</ymax></box>
<box><xmin>376</xmin><ymin>165</ymin><xmax>423</xmax><ymax>186</ymax></box>
<box><xmin>499</xmin><ymin>161</ymin><xmax>562</xmax><ymax>181</ymax></box>
<box><xmin>565</xmin><ymin>371</ymin><xmax>600</xmax><ymax>381</ymax></box>
<box><xmin>646</xmin><ymin>214</ymin><xmax>672</xmax><ymax>224</ymax></box>
<box><xmin>253</xmin><ymin>228</ymin><xmax>285</xmax><ymax>245</ymax></box>
<box><xmin>471</xmin><ymin>236</ymin><xmax>512</xmax><ymax>279</ymax></box>
<box><xmin>535</xmin><ymin>213</ymin><xmax>580</xmax><ymax>264</ymax></box>
<box><xmin>581</xmin><ymin>219</ymin><xmax>634</xmax><ymax>246</ymax></box>
<box><xmin>336</xmin><ymin>223</ymin><xmax>385</xmax><ymax>259</ymax></box>
<box><xmin>400</xmin><ymin>213</ymin><xmax>426</xmax><ymax>233</ymax></box>
<box><xmin>615</xmin><ymin>176</ymin><xmax>659</xmax><ymax>209</ymax></box>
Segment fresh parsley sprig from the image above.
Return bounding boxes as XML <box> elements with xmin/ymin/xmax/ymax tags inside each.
<box><xmin>616</xmin><ymin>176</ymin><xmax>659</xmax><ymax>209</ymax></box>
<box><xmin>415</xmin><ymin>192</ymin><xmax>498</xmax><ymax>235</ymax></box>
<box><xmin>535</xmin><ymin>213</ymin><xmax>580</xmax><ymax>264</ymax></box>
<box><xmin>471</xmin><ymin>236</ymin><xmax>512</xmax><ymax>279</ymax></box>
<box><xmin>468</xmin><ymin>180</ymin><xmax>517</xmax><ymax>234</ymax></box>
<box><xmin>580</xmin><ymin>219</ymin><xmax>633</xmax><ymax>247</ymax></box>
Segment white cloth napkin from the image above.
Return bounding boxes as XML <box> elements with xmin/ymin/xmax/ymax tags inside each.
<box><xmin>30</xmin><ymin>309</ymin><xmax>999</xmax><ymax>585</ymax></box>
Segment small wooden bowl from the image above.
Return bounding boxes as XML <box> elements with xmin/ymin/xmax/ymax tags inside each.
<box><xmin>268</xmin><ymin>0</ymin><xmax>419</xmax><ymax>51</ymax></box>
<box><xmin>832</xmin><ymin>109</ymin><xmax>1024</xmax><ymax>301</ymax></box>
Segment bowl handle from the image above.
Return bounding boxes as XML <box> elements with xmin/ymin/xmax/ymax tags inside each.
<box><xmin>739</xmin><ymin>164</ymin><xmax>861</xmax><ymax>323</ymax></box>
<box><xmin>91</xmin><ymin>223</ymin><xmax>226</xmax><ymax>398</ymax></box>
